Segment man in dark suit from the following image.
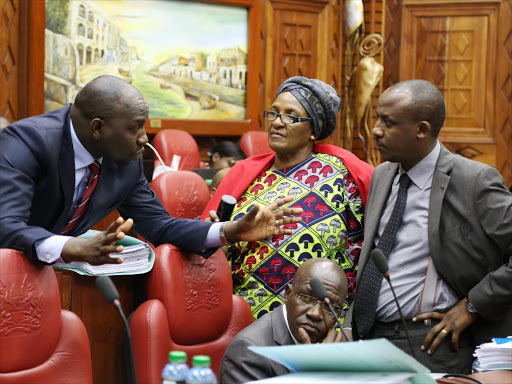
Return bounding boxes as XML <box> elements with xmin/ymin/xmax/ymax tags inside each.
<box><xmin>220</xmin><ymin>258</ymin><xmax>348</xmax><ymax>383</ymax></box>
<box><xmin>0</xmin><ymin>75</ymin><xmax>302</xmax><ymax>265</ymax></box>
<box><xmin>345</xmin><ymin>79</ymin><xmax>512</xmax><ymax>373</ymax></box>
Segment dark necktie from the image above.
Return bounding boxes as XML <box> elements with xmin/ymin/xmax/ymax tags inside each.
<box><xmin>354</xmin><ymin>173</ymin><xmax>411</xmax><ymax>337</ymax></box>
<box><xmin>61</xmin><ymin>161</ymin><xmax>100</xmax><ymax>235</ymax></box>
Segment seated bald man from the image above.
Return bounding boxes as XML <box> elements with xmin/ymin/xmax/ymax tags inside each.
<box><xmin>220</xmin><ymin>258</ymin><xmax>348</xmax><ymax>384</ymax></box>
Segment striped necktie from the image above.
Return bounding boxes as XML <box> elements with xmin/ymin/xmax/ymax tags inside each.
<box><xmin>354</xmin><ymin>173</ymin><xmax>411</xmax><ymax>337</ymax></box>
<box><xmin>61</xmin><ymin>161</ymin><xmax>100</xmax><ymax>235</ymax></box>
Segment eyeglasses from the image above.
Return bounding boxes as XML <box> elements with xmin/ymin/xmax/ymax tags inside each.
<box><xmin>264</xmin><ymin>110</ymin><xmax>313</xmax><ymax>125</ymax></box>
<box><xmin>293</xmin><ymin>290</ymin><xmax>344</xmax><ymax>318</ymax></box>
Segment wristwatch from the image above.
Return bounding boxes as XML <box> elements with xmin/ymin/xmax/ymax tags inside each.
<box><xmin>465</xmin><ymin>297</ymin><xmax>478</xmax><ymax>313</ymax></box>
<box><xmin>219</xmin><ymin>221</ymin><xmax>232</xmax><ymax>246</ymax></box>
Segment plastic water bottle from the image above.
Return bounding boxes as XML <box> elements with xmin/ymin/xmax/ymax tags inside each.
<box><xmin>162</xmin><ymin>350</ymin><xmax>189</xmax><ymax>384</ymax></box>
<box><xmin>186</xmin><ymin>355</ymin><xmax>217</xmax><ymax>384</ymax></box>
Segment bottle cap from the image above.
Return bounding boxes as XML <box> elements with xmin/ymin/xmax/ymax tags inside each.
<box><xmin>192</xmin><ymin>355</ymin><xmax>211</xmax><ymax>367</ymax></box>
<box><xmin>169</xmin><ymin>350</ymin><xmax>187</xmax><ymax>363</ymax></box>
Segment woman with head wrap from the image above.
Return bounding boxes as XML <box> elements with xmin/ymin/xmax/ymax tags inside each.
<box><xmin>202</xmin><ymin>76</ymin><xmax>374</xmax><ymax>320</ymax></box>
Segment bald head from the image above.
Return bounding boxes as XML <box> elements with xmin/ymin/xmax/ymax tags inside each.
<box><xmin>73</xmin><ymin>75</ymin><xmax>144</xmax><ymax>123</ymax></box>
<box><xmin>385</xmin><ymin>79</ymin><xmax>445</xmax><ymax>137</ymax></box>
<box><xmin>210</xmin><ymin>168</ymin><xmax>230</xmax><ymax>198</ymax></box>
<box><xmin>70</xmin><ymin>75</ymin><xmax>149</xmax><ymax>164</ymax></box>
<box><xmin>293</xmin><ymin>258</ymin><xmax>347</xmax><ymax>298</ymax></box>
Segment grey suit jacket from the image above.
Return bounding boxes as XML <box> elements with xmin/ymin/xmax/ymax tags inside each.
<box><xmin>219</xmin><ymin>305</ymin><xmax>293</xmax><ymax>384</ymax></box>
<box><xmin>348</xmin><ymin>145</ymin><xmax>512</xmax><ymax>343</ymax></box>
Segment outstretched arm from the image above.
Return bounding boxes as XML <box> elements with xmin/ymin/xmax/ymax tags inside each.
<box><xmin>223</xmin><ymin>196</ymin><xmax>303</xmax><ymax>243</ymax></box>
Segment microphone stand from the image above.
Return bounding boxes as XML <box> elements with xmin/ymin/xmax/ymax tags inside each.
<box><xmin>324</xmin><ymin>300</ymin><xmax>350</xmax><ymax>342</ymax></box>
<box><xmin>112</xmin><ymin>299</ymin><xmax>139</xmax><ymax>384</ymax></box>
<box><xmin>382</xmin><ymin>275</ymin><xmax>416</xmax><ymax>360</ymax></box>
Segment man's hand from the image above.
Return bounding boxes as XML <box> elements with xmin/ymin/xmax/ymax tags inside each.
<box><xmin>224</xmin><ymin>196</ymin><xmax>303</xmax><ymax>243</ymax></box>
<box><xmin>341</xmin><ymin>328</ymin><xmax>353</xmax><ymax>342</ymax></box>
<box><xmin>412</xmin><ymin>298</ymin><xmax>478</xmax><ymax>355</ymax></box>
<box><xmin>297</xmin><ymin>327</ymin><xmax>344</xmax><ymax>344</ymax></box>
<box><xmin>61</xmin><ymin>217</ymin><xmax>134</xmax><ymax>265</ymax></box>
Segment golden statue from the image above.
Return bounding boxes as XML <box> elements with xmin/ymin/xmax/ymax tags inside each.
<box><xmin>340</xmin><ymin>0</ymin><xmax>383</xmax><ymax>165</ymax></box>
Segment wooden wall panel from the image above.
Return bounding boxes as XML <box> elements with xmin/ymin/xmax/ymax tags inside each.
<box><xmin>384</xmin><ymin>0</ymin><xmax>402</xmax><ymax>89</ymax></box>
<box><xmin>0</xmin><ymin>0</ymin><xmax>19</xmax><ymax>121</ymax></box>
<box><xmin>262</xmin><ymin>0</ymin><xmax>330</xmax><ymax>106</ymax></box>
<box><xmin>496</xmin><ymin>0</ymin><xmax>512</xmax><ymax>186</ymax></box>
<box><xmin>386</xmin><ymin>0</ymin><xmax>512</xmax><ymax>187</ymax></box>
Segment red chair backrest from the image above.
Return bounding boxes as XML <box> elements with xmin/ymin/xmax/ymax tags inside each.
<box><xmin>147</xmin><ymin>245</ymin><xmax>234</xmax><ymax>344</ymax></box>
<box><xmin>239</xmin><ymin>130</ymin><xmax>273</xmax><ymax>157</ymax></box>
<box><xmin>152</xmin><ymin>129</ymin><xmax>200</xmax><ymax>170</ymax></box>
<box><xmin>0</xmin><ymin>249</ymin><xmax>61</xmax><ymax>373</ymax></box>
<box><xmin>150</xmin><ymin>171</ymin><xmax>210</xmax><ymax>219</ymax></box>
<box><xmin>0</xmin><ymin>249</ymin><xmax>92</xmax><ymax>384</ymax></box>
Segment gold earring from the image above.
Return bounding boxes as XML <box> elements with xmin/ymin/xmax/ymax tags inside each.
<box><xmin>311</xmin><ymin>135</ymin><xmax>316</xmax><ymax>141</ymax></box>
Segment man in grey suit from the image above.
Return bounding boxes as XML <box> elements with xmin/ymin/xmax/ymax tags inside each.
<box><xmin>220</xmin><ymin>258</ymin><xmax>348</xmax><ymax>383</ymax></box>
<box><xmin>345</xmin><ymin>79</ymin><xmax>512</xmax><ymax>373</ymax></box>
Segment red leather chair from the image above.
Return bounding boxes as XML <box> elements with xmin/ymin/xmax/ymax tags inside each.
<box><xmin>0</xmin><ymin>249</ymin><xmax>92</xmax><ymax>384</ymax></box>
<box><xmin>130</xmin><ymin>245</ymin><xmax>254</xmax><ymax>384</ymax></box>
<box><xmin>239</xmin><ymin>130</ymin><xmax>273</xmax><ymax>157</ymax></box>
<box><xmin>150</xmin><ymin>171</ymin><xmax>210</xmax><ymax>219</ymax></box>
<box><xmin>152</xmin><ymin>129</ymin><xmax>200</xmax><ymax>171</ymax></box>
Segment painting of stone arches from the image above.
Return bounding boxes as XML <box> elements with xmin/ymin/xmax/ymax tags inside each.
<box><xmin>44</xmin><ymin>0</ymin><xmax>248</xmax><ymax>120</ymax></box>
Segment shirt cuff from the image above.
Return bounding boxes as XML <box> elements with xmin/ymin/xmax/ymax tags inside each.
<box><xmin>204</xmin><ymin>222</ymin><xmax>224</xmax><ymax>248</ymax></box>
<box><xmin>35</xmin><ymin>235</ymin><xmax>73</xmax><ymax>264</ymax></box>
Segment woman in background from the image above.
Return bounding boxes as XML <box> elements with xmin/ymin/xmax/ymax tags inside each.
<box><xmin>203</xmin><ymin>76</ymin><xmax>374</xmax><ymax>319</ymax></box>
<box><xmin>207</xmin><ymin>141</ymin><xmax>246</xmax><ymax>168</ymax></box>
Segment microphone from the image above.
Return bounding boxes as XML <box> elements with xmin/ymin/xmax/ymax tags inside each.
<box><xmin>310</xmin><ymin>277</ymin><xmax>350</xmax><ymax>342</ymax></box>
<box><xmin>371</xmin><ymin>248</ymin><xmax>416</xmax><ymax>360</ymax></box>
<box><xmin>216</xmin><ymin>194</ymin><xmax>237</xmax><ymax>222</ymax></box>
<box><xmin>96</xmin><ymin>276</ymin><xmax>138</xmax><ymax>384</ymax></box>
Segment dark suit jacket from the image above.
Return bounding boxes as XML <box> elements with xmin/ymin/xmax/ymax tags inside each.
<box><xmin>348</xmin><ymin>145</ymin><xmax>512</xmax><ymax>344</ymax></box>
<box><xmin>220</xmin><ymin>305</ymin><xmax>293</xmax><ymax>384</ymax></box>
<box><xmin>0</xmin><ymin>105</ymin><xmax>212</xmax><ymax>258</ymax></box>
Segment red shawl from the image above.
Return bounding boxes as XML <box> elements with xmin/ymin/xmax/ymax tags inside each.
<box><xmin>201</xmin><ymin>143</ymin><xmax>374</xmax><ymax>220</ymax></box>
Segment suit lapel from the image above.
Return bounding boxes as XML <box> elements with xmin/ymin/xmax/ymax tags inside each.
<box><xmin>272</xmin><ymin>305</ymin><xmax>295</xmax><ymax>346</ymax></box>
<box><xmin>428</xmin><ymin>145</ymin><xmax>453</xmax><ymax>259</ymax></box>
<box><xmin>55</xmin><ymin>109</ymin><xmax>76</xmax><ymax>231</ymax></box>
<box><xmin>358</xmin><ymin>162</ymin><xmax>398</xmax><ymax>274</ymax></box>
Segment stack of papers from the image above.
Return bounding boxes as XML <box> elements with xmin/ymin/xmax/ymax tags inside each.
<box><xmin>474</xmin><ymin>337</ymin><xmax>512</xmax><ymax>371</ymax></box>
<box><xmin>53</xmin><ymin>231</ymin><xmax>155</xmax><ymax>276</ymax></box>
<box><xmin>59</xmin><ymin>244</ymin><xmax>151</xmax><ymax>275</ymax></box>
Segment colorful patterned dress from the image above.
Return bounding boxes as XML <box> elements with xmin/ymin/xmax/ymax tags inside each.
<box><xmin>227</xmin><ymin>153</ymin><xmax>364</xmax><ymax>319</ymax></box>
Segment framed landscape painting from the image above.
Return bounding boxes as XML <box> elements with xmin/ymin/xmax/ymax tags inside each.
<box><xmin>44</xmin><ymin>0</ymin><xmax>261</xmax><ymax>135</ymax></box>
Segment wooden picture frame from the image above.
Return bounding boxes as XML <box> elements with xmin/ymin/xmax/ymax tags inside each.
<box><xmin>27</xmin><ymin>0</ymin><xmax>261</xmax><ymax>136</ymax></box>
